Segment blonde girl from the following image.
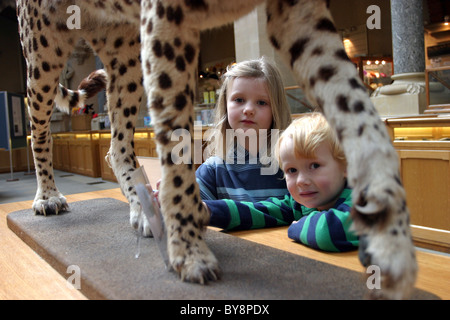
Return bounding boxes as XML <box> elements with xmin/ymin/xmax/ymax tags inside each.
<box><xmin>196</xmin><ymin>57</ymin><xmax>292</xmax><ymax>201</ymax></box>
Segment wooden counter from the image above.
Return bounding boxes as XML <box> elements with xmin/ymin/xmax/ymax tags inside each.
<box><xmin>52</xmin><ymin>131</ymin><xmax>100</xmax><ymax>177</ymax></box>
<box><xmin>384</xmin><ymin>115</ymin><xmax>450</xmax><ymax>252</ymax></box>
<box><xmin>52</xmin><ymin>126</ymin><xmax>208</xmax><ymax>182</ymax></box>
<box><xmin>98</xmin><ymin>129</ymin><xmax>157</xmax><ymax>182</ymax></box>
<box><xmin>98</xmin><ymin>126</ymin><xmax>207</xmax><ymax>182</ymax></box>
<box><xmin>0</xmin><ymin>137</ymin><xmax>34</xmax><ymax>174</ymax></box>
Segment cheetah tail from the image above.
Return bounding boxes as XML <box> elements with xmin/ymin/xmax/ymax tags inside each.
<box><xmin>54</xmin><ymin>69</ymin><xmax>107</xmax><ymax>114</ymax></box>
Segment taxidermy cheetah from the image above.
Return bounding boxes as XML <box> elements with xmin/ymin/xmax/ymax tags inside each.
<box><xmin>16</xmin><ymin>0</ymin><xmax>417</xmax><ymax>299</ymax></box>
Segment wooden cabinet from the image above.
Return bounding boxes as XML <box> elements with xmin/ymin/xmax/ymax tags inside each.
<box><xmin>98</xmin><ymin>129</ymin><xmax>158</xmax><ymax>182</ymax></box>
<box><xmin>397</xmin><ymin>142</ymin><xmax>449</xmax><ymax>225</ymax></box>
<box><xmin>51</xmin><ymin>126</ymin><xmax>208</xmax><ymax>185</ymax></box>
<box><xmin>134</xmin><ymin>131</ymin><xmax>157</xmax><ymax>157</ymax></box>
<box><xmin>385</xmin><ymin>115</ymin><xmax>450</xmax><ymax>252</ymax></box>
<box><xmin>98</xmin><ymin>132</ymin><xmax>115</xmax><ymax>182</ymax></box>
<box><xmin>52</xmin><ymin>132</ymin><xmax>100</xmax><ymax>177</ymax></box>
<box><xmin>0</xmin><ymin>136</ymin><xmax>34</xmax><ymax>173</ymax></box>
<box><xmin>98</xmin><ymin>127</ymin><xmax>207</xmax><ymax>182</ymax></box>
<box><xmin>70</xmin><ymin>133</ymin><xmax>100</xmax><ymax>177</ymax></box>
<box><xmin>52</xmin><ymin>133</ymin><xmax>71</xmax><ymax>172</ymax></box>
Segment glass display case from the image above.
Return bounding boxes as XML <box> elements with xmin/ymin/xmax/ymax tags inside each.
<box><xmin>425</xmin><ymin>66</ymin><xmax>450</xmax><ymax>114</ymax></box>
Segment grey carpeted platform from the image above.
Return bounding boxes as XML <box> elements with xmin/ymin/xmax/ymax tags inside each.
<box><xmin>7</xmin><ymin>198</ymin><xmax>438</xmax><ymax>300</ymax></box>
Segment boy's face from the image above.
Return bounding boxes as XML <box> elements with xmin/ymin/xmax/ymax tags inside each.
<box><xmin>280</xmin><ymin>137</ymin><xmax>347</xmax><ymax>211</ymax></box>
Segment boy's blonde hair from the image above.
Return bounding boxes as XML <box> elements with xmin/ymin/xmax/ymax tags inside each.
<box><xmin>275</xmin><ymin>112</ymin><xmax>347</xmax><ymax>167</ymax></box>
<box><xmin>206</xmin><ymin>56</ymin><xmax>292</xmax><ymax>158</ymax></box>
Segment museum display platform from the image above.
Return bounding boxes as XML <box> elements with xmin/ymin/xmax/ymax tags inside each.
<box><xmin>7</xmin><ymin>198</ymin><xmax>438</xmax><ymax>300</ymax></box>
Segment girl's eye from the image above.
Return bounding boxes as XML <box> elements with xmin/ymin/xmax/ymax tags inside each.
<box><xmin>257</xmin><ymin>100</ymin><xmax>268</xmax><ymax>106</ymax></box>
<box><xmin>235</xmin><ymin>98</ymin><xmax>244</xmax><ymax>103</ymax></box>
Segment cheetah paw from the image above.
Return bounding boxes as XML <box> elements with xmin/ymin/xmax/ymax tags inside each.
<box><xmin>358</xmin><ymin>230</ymin><xmax>417</xmax><ymax>300</ymax></box>
<box><xmin>169</xmin><ymin>238</ymin><xmax>221</xmax><ymax>284</ymax></box>
<box><xmin>350</xmin><ymin>169</ymin><xmax>417</xmax><ymax>299</ymax></box>
<box><xmin>130</xmin><ymin>206</ymin><xmax>153</xmax><ymax>237</ymax></box>
<box><xmin>32</xmin><ymin>195</ymin><xmax>69</xmax><ymax>216</ymax></box>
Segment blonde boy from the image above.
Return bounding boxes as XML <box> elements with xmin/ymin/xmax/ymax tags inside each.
<box><xmin>204</xmin><ymin>113</ymin><xmax>358</xmax><ymax>252</ymax></box>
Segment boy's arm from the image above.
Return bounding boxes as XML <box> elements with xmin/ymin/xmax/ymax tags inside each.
<box><xmin>287</xmin><ymin>189</ymin><xmax>358</xmax><ymax>252</ymax></box>
<box><xmin>204</xmin><ymin>194</ymin><xmax>300</xmax><ymax>230</ymax></box>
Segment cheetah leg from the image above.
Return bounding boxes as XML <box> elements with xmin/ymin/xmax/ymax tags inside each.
<box><xmin>17</xmin><ymin>15</ymin><xmax>73</xmax><ymax>215</ymax></box>
<box><xmin>141</xmin><ymin>3</ymin><xmax>224</xmax><ymax>283</ymax></box>
<box><xmin>265</xmin><ymin>0</ymin><xmax>417</xmax><ymax>299</ymax></box>
<box><xmin>27</xmin><ymin>78</ymin><xmax>70</xmax><ymax>216</ymax></box>
<box><xmin>93</xmin><ymin>27</ymin><xmax>151</xmax><ymax>236</ymax></box>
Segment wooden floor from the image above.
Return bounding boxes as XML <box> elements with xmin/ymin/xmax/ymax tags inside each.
<box><xmin>1</xmin><ymin>188</ymin><xmax>449</xmax><ymax>300</ymax></box>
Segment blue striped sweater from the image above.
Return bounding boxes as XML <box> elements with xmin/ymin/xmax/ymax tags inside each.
<box><xmin>196</xmin><ymin>146</ymin><xmax>288</xmax><ymax>202</ymax></box>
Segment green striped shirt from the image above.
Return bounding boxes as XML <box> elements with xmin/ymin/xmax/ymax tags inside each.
<box><xmin>205</xmin><ymin>187</ymin><xmax>358</xmax><ymax>252</ymax></box>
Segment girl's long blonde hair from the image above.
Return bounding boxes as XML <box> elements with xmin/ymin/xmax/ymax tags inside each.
<box><xmin>205</xmin><ymin>57</ymin><xmax>292</xmax><ymax>160</ymax></box>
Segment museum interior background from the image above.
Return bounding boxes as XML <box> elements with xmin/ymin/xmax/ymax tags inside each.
<box><xmin>0</xmin><ymin>0</ymin><xmax>449</xmax><ymax>253</ymax></box>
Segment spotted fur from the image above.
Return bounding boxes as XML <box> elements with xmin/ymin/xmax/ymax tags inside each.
<box><xmin>16</xmin><ymin>0</ymin><xmax>417</xmax><ymax>299</ymax></box>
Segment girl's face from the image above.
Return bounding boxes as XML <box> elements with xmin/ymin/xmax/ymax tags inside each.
<box><xmin>280</xmin><ymin>137</ymin><xmax>347</xmax><ymax>211</ymax></box>
<box><xmin>226</xmin><ymin>77</ymin><xmax>273</xmax><ymax>133</ymax></box>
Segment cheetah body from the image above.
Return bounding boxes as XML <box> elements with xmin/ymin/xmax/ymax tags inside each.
<box><xmin>16</xmin><ymin>0</ymin><xmax>417</xmax><ymax>299</ymax></box>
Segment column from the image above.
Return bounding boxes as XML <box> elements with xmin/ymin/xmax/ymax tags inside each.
<box><xmin>391</xmin><ymin>0</ymin><xmax>425</xmax><ymax>74</ymax></box>
<box><xmin>371</xmin><ymin>0</ymin><xmax>426</xmax><ymax>116</ymax></box>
